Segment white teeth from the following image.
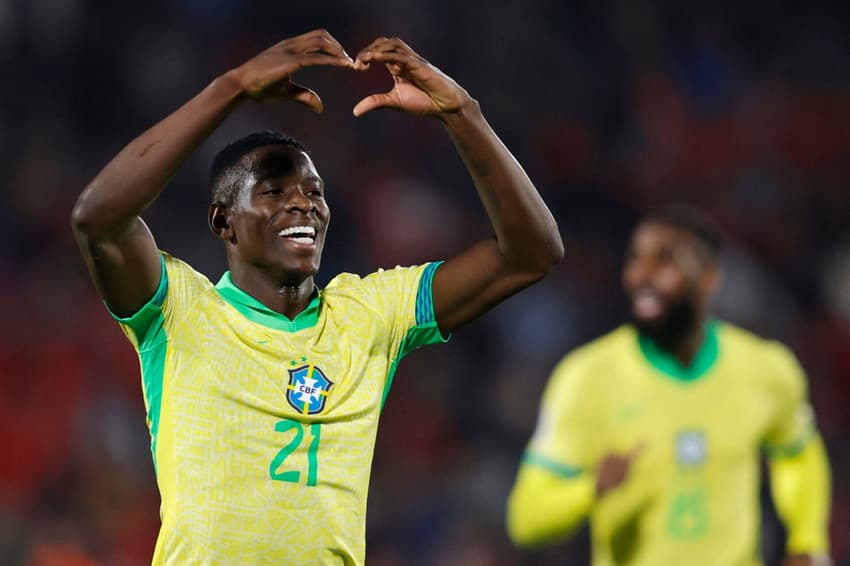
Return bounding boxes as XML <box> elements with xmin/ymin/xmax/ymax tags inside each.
<box><xmin>278</xmin><ymin>226</ymin><xmax>316</xmax><ymax>238</ymax></box>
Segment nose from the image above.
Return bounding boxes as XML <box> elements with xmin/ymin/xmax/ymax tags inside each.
<box><xmin>624</xmin><ymin>257</ymin><xmax>656</xmax><ymax>290</ymax></box>
<box><xmin>284</xmin><ymin>187</ymin><xmax>314</xmax><ymax>213</ymax></box>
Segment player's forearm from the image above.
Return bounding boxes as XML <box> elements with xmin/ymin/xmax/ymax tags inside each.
<box><xmin>441</xmin><ymin>101</ymin><xmax>563</xmax><ymax>274</ymax></box>
<box><xmin>72</xmin><ymin>72</ymin><xmax>245</xmax><ymax>241</ymax></box>
<box><xmin>769</xmin><ymin>435</ymin><xmax>831</xmax><ymax>556</ymax></box>
<box><xmin>506</xmin><ymin>465</ymin><xmax>593</xmax><ymax>547</ymax></box>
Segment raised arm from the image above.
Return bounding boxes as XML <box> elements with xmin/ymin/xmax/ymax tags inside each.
<box><xmin>353</xmin><ymin>38</ymin><xmax>564</xmax><ymax>333</ymax></box>
<box><xmin>71</xmin><ymin>30</ymin><xmax>353</xmax><ymax>316</ymax></box>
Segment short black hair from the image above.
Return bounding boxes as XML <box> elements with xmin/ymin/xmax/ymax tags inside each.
<box><xmin>641</xmin><ymin>205</ymin><xmax>723</xmax><ymax>259</ymax></box>
<box><xmin>210</xmin><ymin>131</ymin><xmax>309</xmax><ymax>205</ymax></box>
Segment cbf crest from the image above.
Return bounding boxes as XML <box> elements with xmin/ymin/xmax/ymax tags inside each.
<box><xmin>675</xmin><ymin>430</ymin><xmax>707</xmax><ymax>467</ymax></box>
<box><xmin>286</xmin><ymin>364</ymin><xmax>334</xmax><ymax>415</ymax></box>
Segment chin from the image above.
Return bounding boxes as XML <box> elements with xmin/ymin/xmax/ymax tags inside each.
<box><xmin>632</xmin><ymin>300</ymin><xmax>698</xmax><ymax>344</ymax></box>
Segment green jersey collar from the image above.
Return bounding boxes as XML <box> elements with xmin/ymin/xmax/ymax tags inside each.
<box><xmin>215</xmin><ymin>271</ymin><xmax>320</xmax><ymax>332</ymax></box>
<box><xmin>637</xmin><ymin>320</ymin><xmax>720</xmax><ymax>382</ymax></box>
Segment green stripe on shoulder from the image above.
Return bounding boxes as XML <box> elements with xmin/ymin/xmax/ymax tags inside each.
<box><xmin>523</xmin><ymin>451</ymin><xmax>584</xmax><ymax>478</ymax></box>
<box><xmin>111</xmin><ymin>253</ymin><xmax>169</xmax><ymax>473</ymax></box>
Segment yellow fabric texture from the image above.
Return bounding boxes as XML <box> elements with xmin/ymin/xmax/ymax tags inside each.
<box><xmin>769</xmin><ymin>436</ymin><xmax>831</xmax><ymax>555</ymax></box>
<box><xmin>508</xmin><ymin>323</ymin><xmax>829</xmax><ymax>566</ymax></box>
<box><xmin>115</xmin><ymin>253</ymin><xmax>444</xmax><ymax>565</ymax></box>
<box><xmin>507</xmin><ymin>464</ymin><xmax>594</xmax><ymax>546</ymax></box>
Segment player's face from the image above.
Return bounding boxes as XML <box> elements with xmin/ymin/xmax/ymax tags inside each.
<box><xmin>229</xmin><ymin>146</ymin><xmax>330</xmax><ymax>281</ymax></box>
<box><xmin>622</xmin><ymin>222</ymin><xmax>717</xmax><ymax>339</ymax></box>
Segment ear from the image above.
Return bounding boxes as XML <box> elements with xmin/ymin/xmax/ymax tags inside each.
<box><xmin>208</xmin><ymin>203</ymin><xmax>235</xmax><ymax>242</ymax></box>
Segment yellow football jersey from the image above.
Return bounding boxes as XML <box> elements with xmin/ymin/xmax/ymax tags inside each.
<box><xmin>525</xmin><ymin>322</ymin><xmax>815</xmax><ymax>566</ymax></box>
<box><xmin>112</xmin><ymin>252</ymin><xmax>447</xmax><ymax>565</ymax></box>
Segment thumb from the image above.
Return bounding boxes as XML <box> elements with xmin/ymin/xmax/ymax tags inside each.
<box><xmin>353</xmin><ymin>92</ymin><xmax>397</xmax><ymax>117</ymax></box>
<box><xmin>288</xmin><ymin>82</ymin><xmax>323</xmax><ymax>114</ymax></box>
<box><xmin>626</xmin><ymin>440</ymin><xmax>648</xmax><ymax>462</ymax></box>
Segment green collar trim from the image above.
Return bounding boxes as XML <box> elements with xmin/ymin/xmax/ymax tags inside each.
<box><xmin>215</xmin><ymin>272</ymin><xmax>320</xmax><ymax>332</ymax></box>
<box><xmin>637</xmin><ymin>321</ymin><xmax>720</xmax><ymax>382</ymax></box>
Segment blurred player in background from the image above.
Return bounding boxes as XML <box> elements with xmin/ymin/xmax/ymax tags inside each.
<box><xmin>71</xmin><ymin>30</ymin><xmax>563</xmax><ymax>564</ymax></box>
<box><xmin>507</xmin><ymin>207</ymin><xmax>831</xmax><ymax>566</ymax></box>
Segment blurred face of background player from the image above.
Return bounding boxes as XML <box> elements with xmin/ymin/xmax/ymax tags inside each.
<box><xmin>622</xmin><ymin>220</ymin><xmax>720</xmax><ymax>344</ymax></box>
<box><xmin>212</xmin><ymin>145</ymin><xmax>330</xmax><ymax>285</ymax></box>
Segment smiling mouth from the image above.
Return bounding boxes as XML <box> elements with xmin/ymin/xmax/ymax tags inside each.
<box><xmin>278</xmin><ymin>226</ymin><xmax>317</xmax><ymax>245</ymax></box>
<box><xmin>632</xmin><ymin>289</ymin><xmax>664</xmax><ymax>319</ymax></box>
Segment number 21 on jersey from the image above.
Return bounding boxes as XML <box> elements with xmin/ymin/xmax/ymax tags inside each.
<box><xmin>269</xmin><ymin>419</ymin><xmax>321</xmax><ymax>487</ymax></box>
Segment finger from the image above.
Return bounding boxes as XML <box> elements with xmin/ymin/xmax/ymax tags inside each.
<box><xmin>352</xmin><ymin>92</ymin><xmax>396</xmax><ymax>117</ymax></box>
<box><xmin>302</xmin><ymin>34</ymin><xmax>353</xmax><ymax>62</ymax></box>
<box><xmin>289</xmin><ymin>29</ymin><xmax>353</xmax><ymax>63</ymax></box>
<box><xmin>288</xmin><ymin>83</ymin><xmax>323</xmax><ymax>114</ymax></box>
<box><xmin>357</xmin><ymin>36</ymin><xmax>415</xmax><ymax>57</ymax></box>
<box><xmin>356</xmin><ymin>50</ymin><xmax>422</xmax><ymax>72</ymax></box>
<box><xmin>293</xmin><ymin>52</ymin><xmax>355</xmax><ymax>70</ymax></box>
<box><xmin>626</xmin><ymin>441</ymin><xmax>648</xmax><ymax>461</ymax></box>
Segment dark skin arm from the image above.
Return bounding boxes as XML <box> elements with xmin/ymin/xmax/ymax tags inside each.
<box><xmin>71</xmin><ymin>30</ymin><xmax>353</xmax><ymax>316</ymax></box>
<box><xmin>352</xmin><ymin>38</ymin><xmax>564</xmax><ymax>333</ymax></box>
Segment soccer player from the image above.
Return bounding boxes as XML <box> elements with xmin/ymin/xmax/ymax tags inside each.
<box><xmin>71</xmin><ymin>31</ymin><xmax>563</xmax><ymax>564</ymax></box>
<box><xmin>507</xmin><ymin>208</ymin><xmax>831</xmax><ymax>566</ymax></box>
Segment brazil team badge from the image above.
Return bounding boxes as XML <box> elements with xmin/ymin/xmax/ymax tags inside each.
<box><xmin>286</xmin><ymin>364</ymin><xmax>334</xmax><ymax>415</ymax></box>
<box><xmin>675</xmin><ymin>430</ymin><xmax>707</xmax><ymax>467</ymax></box>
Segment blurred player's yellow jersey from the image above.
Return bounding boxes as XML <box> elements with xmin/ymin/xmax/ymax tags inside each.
<box><xmin>525</xmin><ymin>322</ymin><xmax>816</xmax><ymax>566</ymax></box>
<box><xmin>112</xmin><ymin>252</ymin><xmax>447</xmax><ymax>565</ymax></box>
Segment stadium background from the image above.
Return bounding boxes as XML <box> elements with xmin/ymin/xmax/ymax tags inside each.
<box><xmin>1</xmin><ymin>0</ymin><xmax>848</xmax><ymax>564</ymax></box>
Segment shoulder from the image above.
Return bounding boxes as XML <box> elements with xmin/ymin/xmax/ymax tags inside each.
<box><xmin>159</xmin><ymin>252</ymin><xmax>216</xmax><ymax>316</ymax></box>
<box><xmin>548</xmin><ymin>325</ymin><xmax>635</xmax><ymax>394</ymax></box>
<box><xmin>161</xmin><ymin>252</ymin><xmax>214</xmax><ymax>287</ymax></box>
<box><xmin>717</xmin><ymin>321</ymin><xmax>799</xmax><ymax>368</ymax></box>
<box><xmin>324</xmin><ymin>264</ymin><xmax>432</xmax><ymax>298</ymax></box>
<box><xmin>717</xmin><ymin>321</ymin><xmax>805</xmax><ymax>390</ymax></box>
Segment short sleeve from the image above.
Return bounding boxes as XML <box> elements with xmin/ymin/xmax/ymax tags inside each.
<box><xmin>109</xmin><ymin>252</ymin><xmax>212</xmax><ymax>351</ymax></box>
<box><xmin>359</xmin><ymin>261</ymin><xmax>450</xmax><ymax>361</ymax></box>
<box><xmin>525</xmin><ymin>354</ymin><xmax>606</xmax><ymax>477</ymax></box>
<box><xmin>763</xmin><ymin>343</ymin><xmax>816</xmax><ymax>458</ymax></box>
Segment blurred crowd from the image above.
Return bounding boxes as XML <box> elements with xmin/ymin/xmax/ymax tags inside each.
<box><xmin>1</xmin><ymin>0</ymin><xmax>848</xmax><ymax>564</ymax></box>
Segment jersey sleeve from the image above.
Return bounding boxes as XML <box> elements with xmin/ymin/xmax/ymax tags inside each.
<box><xmin>762</xmin><ymin>342</ymin><xmax>817</xmax><ymax>457</ymax></box>
<box><xmin>108</xmin><ymin>251</ymin><xmax>211</xmax><ymax>351</ymax></box>
<box><xmin>524</xmin><ymin>353</ymin><xmax>606</xmax><ymax>477</ymax></box>
<box><xmin>359</xmin><ymin>262</ymin><xmax>450</xmax><ymax>360</ymax></box>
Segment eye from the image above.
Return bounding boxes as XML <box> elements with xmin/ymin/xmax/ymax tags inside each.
<box><xmin>262</xmin><ymin>187</ymin><xmax>282</xmax><ymax>196</ymax></box>
<box><xmin>306</xmin><ymin>188</ymin><xmax>324</xmax><ymax>198</ymax></box>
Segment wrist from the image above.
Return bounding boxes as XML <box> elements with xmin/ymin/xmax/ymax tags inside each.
<box><xmin>439</xmin><ymin>94</ymin><xmax>481</xmax><ymax>127</ymax></box>
<box><xmin>212</xmin><ymin>69</ymin><xmax>249</xmax><ymax>104</ymax></box>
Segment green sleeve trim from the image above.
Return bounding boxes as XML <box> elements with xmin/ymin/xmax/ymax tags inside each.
<box><xmin>380</xmin><ymin>262</ymin><xmax>450</xmax><ymax>411</ymax></box>
<box><xmin>404</xmin><ymin>261</ymin><xmax>450</xmax><ymax>355</ymax></box>
<box><xmin>765</xmin><ymin>427</ymin><xmax>817</xmax><ymax>459</ymax></box>
<box><xmin>415</xmin><ymin>261</ymin><xmax>441</xmax><ymax>325</ymax></box>
<box><xmin>108</xmin><ymin>253</ymin><xmax>168</xmax><ymax>474</ymax></box>
<box><xmin>523</xmin><ymin>451</ymin><xmax>584</xmax><ymax>479</ymax></box>
<box><xmin>108</xmin><ymin>253</ymin><xmax>168</xmax><ymax>344</ymax></box>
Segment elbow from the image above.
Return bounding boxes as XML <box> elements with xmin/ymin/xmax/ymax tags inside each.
<box><xmin>71</xmin><ymin>187</ymin><xmax>109</xmax><ymax>243</ymax></box>
<box><xmin>546</xmin><ymin>236</ymin><xmax>566</xmax><ymax>267</ymax></box>
<box><xmin>523</xmin><ymin>237</ymin><xmax>565</xmax><ymax>283</ymax></box>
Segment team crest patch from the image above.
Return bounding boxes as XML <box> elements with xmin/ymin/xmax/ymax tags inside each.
<box><xmin>286</xmin><ymin>364</ymin><xmax>334</xmax><ymax>415</ymax></box>
<box><xmin>675</xmin><ymin>430</ymin><xmax>707</xmax><ymax>467</ymax></box>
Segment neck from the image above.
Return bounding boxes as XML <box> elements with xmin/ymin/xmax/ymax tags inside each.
<box><xmin>228</xmin><ymin>264</ymin><xmax>315</xmax><ymax>320</ymax></box>
<box><xmin>651</xmin><ymin>320</ymin><xmax>706</xmax><ymax>367</ymax></box>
